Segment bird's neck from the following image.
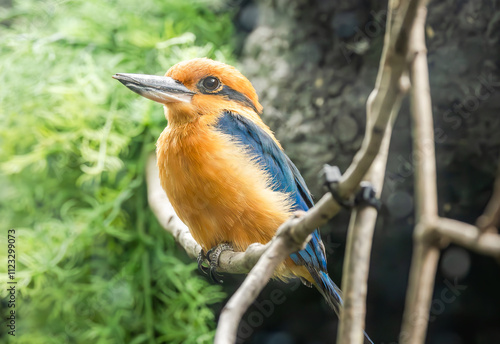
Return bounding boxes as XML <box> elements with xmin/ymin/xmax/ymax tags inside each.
<box><xmin>163</xmin><ymin>104</ymin><xmax>200</xmax><ymax>126</ymax></box>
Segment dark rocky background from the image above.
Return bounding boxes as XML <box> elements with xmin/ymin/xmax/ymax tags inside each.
<box><xmin>216</xmin><ymin>1</ymin><xmax>500</xmax><ymax>343</ymax></box>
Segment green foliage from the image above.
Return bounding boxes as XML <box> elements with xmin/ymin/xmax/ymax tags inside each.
<box><xmin>0</xmin><ymin>0</ymin><xmax>233</xmax><ymax>342</ymax></box>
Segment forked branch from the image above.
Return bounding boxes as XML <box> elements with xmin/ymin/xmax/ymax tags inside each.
<box><xmin>399</xmin><ymin>5</ymin><xmax>440</xmax><ymax>344</ymax></box>
<box><xmin>400</xmin><ymin>3</ymin><xmax>500</xmax><ymax>344</ymax></box>
<box><xmin>337</xmin><ymin>0</ymin><xmax>424</xmax><ymax>341</ymax></box>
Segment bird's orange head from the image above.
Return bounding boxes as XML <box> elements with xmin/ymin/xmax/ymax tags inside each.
<box><xmin>113</xmin><ymin>58</ymin><xmax>263</xmax><ymax>125</ymax></box>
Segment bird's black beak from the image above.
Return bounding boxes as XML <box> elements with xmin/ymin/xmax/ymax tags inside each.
<box><xmin>112</xmin><ymin>73</ymin><xmax>195</xmax><ymax>104</ymax></box>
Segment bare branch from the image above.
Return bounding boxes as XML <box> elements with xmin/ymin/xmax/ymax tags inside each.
<box><xmin>400</xmin><ymin>3</ymin><xmax>441</xmax><ymax>344</ymax></box>
<box><xmin>408</xmin><ymin>9</ymin><xmax>437</xmax><ymax>223</ymax></box>
<box><xmin>400</xmin><ymin>238</ymin><xmax>441</xmax><ymax>344</ymax></box>
<box><xmin>215</xmin><ymin>220</ymin><xmax>300</xmax><ymax>344</ymax></box>
<box><xmin>338</xmin><ymin>106</ymin><xmax>398</xmax><ymax>344</ymax></box>
<box><xmin>434</xmin><ymin>218</ymin><xmax>500</xmax><ymax>259</ymax></box>
<box><xmin>336</xmin><ymin>0</ymin><xmax>428</xmax><ymax>341</ymax></box>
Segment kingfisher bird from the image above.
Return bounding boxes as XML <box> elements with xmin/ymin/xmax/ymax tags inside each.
<box><xmin>113</xmin><ymin>58</ymin><xmax>372</xmax><ymax>343</ymax></box>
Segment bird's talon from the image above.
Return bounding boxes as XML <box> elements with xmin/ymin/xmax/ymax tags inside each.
<box><xmin>206</xmin><ymin>247</ymin><xmax>216</xmax><ymax>260</ymax></box>
<box><xmin>209</xmin><ymin>264</ymin><xmax>223</xmax><ymax>284</ymax></box>
<box><xmin>197</xmin><ymin>250</ymin><xmax>210</xmax><ymax>275</ymax></box>
<box><xmin>204</xmin><ymin>242</ymin><xmax>233</xmax><ymax>284</ymax></box>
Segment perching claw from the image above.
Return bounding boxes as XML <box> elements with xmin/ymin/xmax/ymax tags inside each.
<box><xmin>197</xmin><ymin>250</ymin><xmax>210</xmax><ymax>275</ymax></box>
<box><xmin>206</xmin><ymin>243</ymin><xmax>233</xmax><ymax>284</ymax></box>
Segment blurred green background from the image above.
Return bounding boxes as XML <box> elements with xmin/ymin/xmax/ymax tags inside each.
<box><xmin>0</xmin><ymin>0</ymin><xmax>234</xmax><ymax>343</ymax></box>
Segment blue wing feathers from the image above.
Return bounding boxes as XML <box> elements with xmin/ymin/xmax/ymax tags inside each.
<box><xmin>214</xmin><ymin>112</ymin><xmax>327</xmax><ymax>272</ymax></box>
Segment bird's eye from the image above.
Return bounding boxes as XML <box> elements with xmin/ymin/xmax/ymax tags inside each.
<box><xmin>202</xmin><ymin>77</ymin><xmax>220</xmax><ymax>91</ymax></box>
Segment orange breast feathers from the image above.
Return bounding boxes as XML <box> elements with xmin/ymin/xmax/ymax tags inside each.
<box><xmin>156</xmin><ymin>113</ymin><xmax>293</xmax><ymax>254</ymax></box>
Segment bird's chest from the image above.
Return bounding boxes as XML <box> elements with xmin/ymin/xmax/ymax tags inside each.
<box><xmin>155</xmin><ymin>123</ymin><xmax>292</xmax><ymax>252</ymax></box>
<box><xmin>156</xmin><ymin>126</ymin><xmax>248</xmax><ymax>244</ymax></box>
<box><xmin>157</xmin><ymin>127</ymin><xmax>225</xmax><ymax>206</ymax></box>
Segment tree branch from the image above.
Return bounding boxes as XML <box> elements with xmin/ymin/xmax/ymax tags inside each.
<box><xmin>400</xmin><ymin>4</ymin><xmax>442</xmax><ymax>344</ymax></box>
<box><xmin>398</xmin><ymin>3</ymin><xmax>500</xmax><ymax>343</ymax></box>
<box><xmin>434</xmin><ymin>218</ymin><xmax>500</xmax><ymax>259</ymax></box>
<box><xmin>336</xmin><ymin>0</ymin><xmax>427</xmax><ymax>341</ymax></box>
<box><xmin>338</xmin><ymin>106</ymin><xmax>398</xmax><ymax>344</ymax></box>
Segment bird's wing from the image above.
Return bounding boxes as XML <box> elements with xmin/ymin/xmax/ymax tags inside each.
<box><xmin>214</xmin><ymin>111</ymin><xmax>327</xmax><ymax>272</ymax></box>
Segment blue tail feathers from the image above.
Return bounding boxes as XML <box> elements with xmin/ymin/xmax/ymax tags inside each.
<box><xmin>315</xmin><ymin>271</ymin><xmax>343</xmax><ymax>317</ymax></box>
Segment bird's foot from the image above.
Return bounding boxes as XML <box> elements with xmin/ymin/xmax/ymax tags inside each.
<box><xmin>197</xmin><ymin>250</ymin><xmax>210</xmax><ymax>275</ymax></box>
<box><xmin>198</xmin><ymin>243</ymin><xmax>233</xmax><ymax>284</ymax></box>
